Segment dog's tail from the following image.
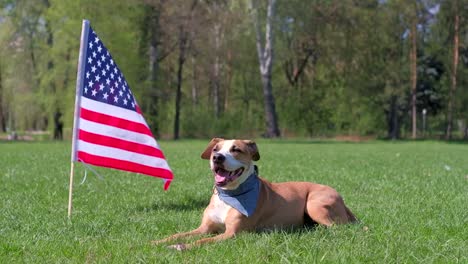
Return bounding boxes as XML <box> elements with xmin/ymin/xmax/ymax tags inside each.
<box><xmin>345</xmin><ymin>206</ymin><xmax>358</xmax><ymax>223</ymax></box>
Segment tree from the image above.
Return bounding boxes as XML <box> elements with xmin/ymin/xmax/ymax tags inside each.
<box><xmin>172</xmin><ymin>0</ymin><xmax>198</xmax><ymax>140</ymax></box>
<box><xmin>445</xmin><ymin>0</ymin><xmax>460</xmax><ymax>140</ymax></box>
<box><xmin>0</xmin><ymin>61</ymin><xmax>4</xmax><ymax>132</ymax></box>
<box><xmin>409</xmin><ymin>7</ymin><xmax>418</xmax><ymax>139</ymax></box>
<box><xmin>141</xmin><ymin>4</ymin><xmax>161</xmax><ymax>136</ymax></box>
<box><xmin>249</xmin><ymin>0</ymin><xmax>280</xmax><ymax>138</ymax></box>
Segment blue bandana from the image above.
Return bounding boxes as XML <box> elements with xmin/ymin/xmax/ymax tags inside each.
<box><xmin>215</xmin><ymin>172</ymin><xmax>260</xmax><ymax>217</ymax></box>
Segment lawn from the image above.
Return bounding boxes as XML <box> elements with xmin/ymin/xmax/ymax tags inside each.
<box><xmin>0</xmin><ymin>140</ymin><xmax>467</xmax><ymax>263</ymax></box>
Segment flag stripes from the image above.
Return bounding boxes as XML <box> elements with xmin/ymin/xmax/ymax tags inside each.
<box><xmin>78</xmin><ymin>118</ymin><xmax>157</xmax><ymax>148</ymax></box>
<box><xmin>77</xmin><ymin>151</ymin><xmax>173</xmax><ymax>180</ymax></box>
<box><xmin>80</xmin><ymin>107</ymin><xmax>153</xmax><ymax>137</ymax></box>
<box><xmin>78</xmin><ymin>130</ymin><xmax>165</xmax><ymax>158</ymax></box>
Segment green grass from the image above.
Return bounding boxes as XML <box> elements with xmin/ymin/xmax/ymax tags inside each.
<box><xmin>0</xmin><ymin>140</ymin><xmax>467</xmax><ymax>263</ymax></box>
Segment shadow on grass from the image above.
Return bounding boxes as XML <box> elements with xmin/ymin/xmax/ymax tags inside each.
<box><xmin>135</xmin><ymin>197</ymin><xmax>208</xmax><ymax>213</ymax></box>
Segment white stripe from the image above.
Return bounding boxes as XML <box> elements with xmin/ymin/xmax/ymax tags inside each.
<box><xmin>81</xmin><ymin>97</ymin><xmax>148</xmax><ymax>126</ymax></box>
<box><xmin>79</xmin><ymin>118</ymin><xmax>160</xmax><ymax>149</ymax></box>
<box><xmin>78</xmin><ymin>140</ymin><xmax>172</xmax><ymax>171</ymax></box>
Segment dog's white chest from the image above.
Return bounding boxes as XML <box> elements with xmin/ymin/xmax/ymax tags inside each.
<box><xmin>208</xmin><ymin>195</ymin><xmax>232</xmax><ymax>224</ymax></box>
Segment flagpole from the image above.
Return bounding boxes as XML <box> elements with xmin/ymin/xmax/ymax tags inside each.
<box><xmin>67</xmin><ymin>161</ymin><xmax>75</xmax><ymax>217</ymax></box>
<box><xmin>68</xmin><ymin>19</ymin><xmax>90</xmax><ymax>218</ymax></box>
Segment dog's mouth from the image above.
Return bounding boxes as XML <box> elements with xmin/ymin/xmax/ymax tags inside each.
<box><xmin>214</xmin><ymin>166</ymin><xmax>244</xmax><ymax>187</ymax></box>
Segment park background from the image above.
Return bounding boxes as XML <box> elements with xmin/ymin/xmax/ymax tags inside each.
<box><xmin>0</xmin><ymin>0</ymin><xmax>467</xmax><ymax>141</ymax></box>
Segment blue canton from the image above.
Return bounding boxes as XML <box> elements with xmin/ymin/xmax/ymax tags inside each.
<box><xmin>216</xmin><ymin>172</ymin><xmax>260</xmax><ymax>217</ymax></box>
<box><xmin>83</xmin><ymin>26</ymin><xmax>137</xmax><ymax>112</ymax></box>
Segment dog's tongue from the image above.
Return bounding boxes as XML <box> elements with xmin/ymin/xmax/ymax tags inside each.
<box><xmin>215</xmin><ymin>169</ymin><xmax>232</xmax><ymax>184</ymax></box>
<box><xmin>215</xmin><ymin>174</ymin><xmax>227</xmax><ymax>184</ymax></box>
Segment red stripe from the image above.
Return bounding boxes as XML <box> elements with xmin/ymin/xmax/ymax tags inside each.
<box><xmin>78</xmin><ymin>130</ymin><xmax>166</xmax><ymax>159</ymax></box>
<box><xmin>77</xmin><ymin>151</ymin><xmax>174</xmax><ymax>180</ymax></box>
<box><xmin>80</xmin><ymin>107</ymin><xmax>153</xmax><ymax>137</ymax></box>
<box><xmin>136</xmin><ymin>105</ymin><xmax>142</xmax><ymax>114</ymax></box>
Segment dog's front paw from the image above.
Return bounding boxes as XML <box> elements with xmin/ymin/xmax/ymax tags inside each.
<box><xmin>150</xmin><ymin>240</ymin><xmax>164</xmax><ymax>246</ymax></box>
<box><xmin>167</xmin><ymin>243</ymin><xmax>187</xmax><ymax>251</ymax></box>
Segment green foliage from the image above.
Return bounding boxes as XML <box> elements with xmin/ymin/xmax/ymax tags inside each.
<box><xmin>0</xmin><ymin>141</ymin><xmax>467</xmax><ymax>262</ymax></box>
<box><xmin>0</xmin><ymin>0</ymin><xmax>467</xmax><ymax>139</ymax></box>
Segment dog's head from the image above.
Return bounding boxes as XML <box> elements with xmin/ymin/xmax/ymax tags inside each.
<box><xmin>201</xmin><ymin>138</ymin><xmax>260</xmax><ymax>190</ymax></box>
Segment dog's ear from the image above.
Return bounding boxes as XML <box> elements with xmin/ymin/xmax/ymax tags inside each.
<box><xmin>201</xmin><ymin>138</ymin><xmax>223</xmax><ymax>160</ymax></box>
<box><xmin>244</xmin><ymin>140</ymin><xmax>260</xmax><ymax>161</ymax></box>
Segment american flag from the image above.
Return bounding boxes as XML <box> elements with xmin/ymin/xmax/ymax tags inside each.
<box><xmin>72</xmin><ymin>25</ymin><xmax>173</xmax><ymax>190</ymax></box>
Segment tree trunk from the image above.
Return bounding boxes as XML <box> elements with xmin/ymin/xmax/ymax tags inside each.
<box><xmin>464</xmin><ymin>123</ymin><xmax>468</xmax><ymax>139</ymax></box>
<box><xmin>410</xmin><ymin>17</ymin><xmax>417</xmax><ymax>139</ymax></box>
<box><xmin>145</xmin><ymin>5</ymin><xmax>161</xmax><ymax>137</ymax></box>
<box><xmin>225</xmin><ymin>49</ymin><xmax>233</xmax><ymax>111</ymax></box>
<box><xmin>250</xmin><ymin>0</ymin><xmax>280</xmax><ymax>138</ymax></box>
<box><xmin>387</xmin><ymin>95</ymin><xmax>400</xmax><ymax>140</ymax></box>
<box><xmin>174</xmin><ymin>26</ymin><xmax>188</xmax><ymax>140</ymax></box>
<box><xmin>213</xmin><ymin>21</ymin><xmax>221</xmax><ymax>119</ymax></box>
<box><xmin>191</xmin><ymin>55</ymin><xmax>198</xmax><ymax>106</ymax></box>
<box><xmin>0</xmin><ymin>63</ymin><xmax>4</xmax><ymax>132</ymax></box>
<box><xmin>446</xmin><ymin>4</ymin><xmax>459</xmax><ymax>140</ymax></box>
<box><xmin>209</xmin><ymin>0</ymin><xmax>226</xmax><ymax>119</ymax></box>
<box><xmin>173</xmin><ymin>0</ymin><xmax>197</xmax><ymax>140</ymax></box>
<box><xmin>45</xmin><ymin>13</ymin><xmax>64</xmax><ymax>140</ymax></box>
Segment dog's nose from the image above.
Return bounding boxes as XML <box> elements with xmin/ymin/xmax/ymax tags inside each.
<box><xmin>212</xmin><ymin>153</ymin><xmax>225</xmax><ymax>163</ymax></box>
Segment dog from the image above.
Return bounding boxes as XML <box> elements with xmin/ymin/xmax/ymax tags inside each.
<box><xmin>152</xmin><ymin>138</ymin><xmax>357</xmax><ymax>250</ymax></box>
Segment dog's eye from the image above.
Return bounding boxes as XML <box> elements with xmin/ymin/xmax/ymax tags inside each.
<box><xmin>231</xmin><ymin>146</ymin><xmax>242</xmax><ymax>153</ymax></box>
<box><xmin>213</xmin><ymin>146</ymin><xmax>219</xmax><ymax>152</ymax></box>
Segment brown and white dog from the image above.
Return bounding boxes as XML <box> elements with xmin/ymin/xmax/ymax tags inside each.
<box><xmin>152</xmin><ymin>138</ymin><xmax>357</xmax><ymax>250</ymax></box>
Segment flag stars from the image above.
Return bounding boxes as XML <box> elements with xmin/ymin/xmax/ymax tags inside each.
<box><xmin>84</xmin><ymin>29</ymin><xmax>139</xmax><ymax>112</ymax></box>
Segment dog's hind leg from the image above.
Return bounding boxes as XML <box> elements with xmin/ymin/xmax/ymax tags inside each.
<box><xmin>305</xmin><ymin>196</ymin><xmax>352</xmax><ymax>226</ymax></box>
